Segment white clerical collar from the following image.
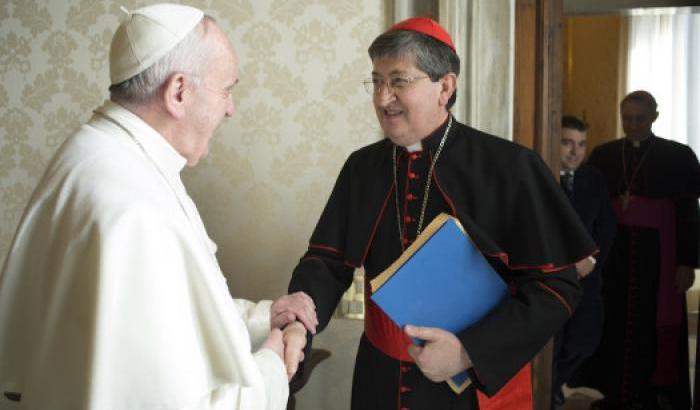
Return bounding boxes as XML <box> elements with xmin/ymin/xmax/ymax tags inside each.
<box><xmin>95</xmin><ymin>100</ymin><xmax>187</xmax><ymax>177</ymax></box>
<box><xmin>406</xmin><ymin>142</ymin><xmax>422</xmax><ymax>152</ymax></box>
<box><xmin>626</xmin><ymin>134</ymin><xmax>652</xmax><ymax>149</ymax></box>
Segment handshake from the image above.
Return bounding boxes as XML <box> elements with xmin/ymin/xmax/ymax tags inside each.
<box><xmin>265</xmin><ymin>291</ymin><xmax>319</xmax><ymax>380</ymax></box>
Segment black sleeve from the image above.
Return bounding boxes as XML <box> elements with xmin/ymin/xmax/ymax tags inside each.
<box><xmin>287</xmin><ymin>245</ymin><xmax>354</xmax><ymax>391</ymax></box>
<box><xmin>676</xmin><ymin>198</ymin><xmax>699</xmax><ymax>267</ymax></box>
<box><xmin>592</xmin><ymin>171</ymin><xmax>616</xmax><ymax>266</ymax></box>
<box><xmin>287</xmin><ymin>160</ymin><xmax>358</xmax><ymax>379</ymax></box>
<box><xmin>288</xmin><ymin>157</ymin><xmax>357</xmax><ymax>333</ymax></box>
<box><xmin>456</xmin><ymin>264</ymin><xmax>581</xmax><ymax>396</ymax></box>
<box><xmin>675</xmin><ymin>145</ymin><xmax>700</xmax><ymax>267</ymax></box>
<box><xmin>289</xmin><ymin>249</ymin><xmax>355</xmax><ymax>334</ymax></box>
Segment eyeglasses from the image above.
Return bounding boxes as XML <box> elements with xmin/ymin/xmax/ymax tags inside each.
<box><xmin>362</xmin><ymin>75</ymin><xmax>430</xmax><ymax>95</ymax></box>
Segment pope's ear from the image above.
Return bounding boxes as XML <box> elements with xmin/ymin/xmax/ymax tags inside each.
<box><xmin>438</xmin><ymin>73</ymin><xmax>457</xmax><ymax>108</ymax></box>
<box><xmin>162</xmin><ymin>72</ymin><xmax>189</xmax><ymax>119</ymax></box>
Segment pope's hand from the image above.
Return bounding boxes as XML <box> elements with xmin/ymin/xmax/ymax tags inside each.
<box><xmin>261</xmin><ymin>328</ymin><xmax>285</xmax><ymax>362</ymax></box>
<box><xmin>282</xmin><ymin>321</ymin><xmax>307</xmax><ymax>380</ymax></box>
<box><xmin>271</xmin><ymin>291</ymin><xmax>317</xmax><ymax>334</ymax></box>
<box><xmin>405</xmin><ymin>325</ymin><xmax>472</xmax><ymax>383</ymax></box>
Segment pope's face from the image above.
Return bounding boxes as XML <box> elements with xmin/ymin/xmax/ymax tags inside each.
<box><xmin>620</xmin><ymin>100</ymin><xmax>657</xmax><ymax>142</ymax></box>
<box><xmin>371</xmin><ymin>55</ymin><xmax>448</xmax><ymax>147</ymax></box>
<box><xmin>183</xmin><ymin>22</ymin><xmax>237</xmax><ymax>167</ymax></box>
<box><xmin>560</xmin><ymin>128</ymin><xmax>587</xmax><ymax>171</ymax></box>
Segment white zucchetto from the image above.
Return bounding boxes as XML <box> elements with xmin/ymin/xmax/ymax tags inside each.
<box><xmin>109</xmin><ymin>3</ymin><xmax>204</xmax><ymax>85</ymax></box>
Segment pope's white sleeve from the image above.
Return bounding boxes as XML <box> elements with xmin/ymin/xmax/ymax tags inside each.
<box><xmin>233</xmin><ymin>299</ymin><xmax>272</xmax><ymax>350</ymax></box>
<box><xmin>250</xmin><ymin>348</ymin><xmax>289</xmax><ymax>410</ymax></box>
<box><xmin>178</xmin><ymin>352</ymin><xmax>288</xmax><ymax>410</ymax></box>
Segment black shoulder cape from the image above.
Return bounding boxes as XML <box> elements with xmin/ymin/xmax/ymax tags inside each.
<box><xmin>309</xmin><ymin>120</ymin><xmax>596</xmax><ymax>271</ymax></box>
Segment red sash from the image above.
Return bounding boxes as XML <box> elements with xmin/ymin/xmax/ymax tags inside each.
<box><xmin>365</xmin><ymin>284</ymin><xmax>533</xmax><ymax>409</ymax></box>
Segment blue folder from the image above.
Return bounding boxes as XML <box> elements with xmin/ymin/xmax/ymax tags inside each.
<box><xmin>370</xmin><ymin>213</ymin><xmax>508</xmax><ymax>394</ymax></box>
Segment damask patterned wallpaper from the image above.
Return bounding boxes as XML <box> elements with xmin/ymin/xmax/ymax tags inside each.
<box><xmin>0</xmin><ymin>0</ymin><xmax>385</xmax><ymax>300</ymax></box>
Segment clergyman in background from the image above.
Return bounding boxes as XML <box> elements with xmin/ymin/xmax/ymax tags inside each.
<box><xmin>571</xmin><ymin>90</ymin><xmax>700</xmax><ymax>409</ymax></box>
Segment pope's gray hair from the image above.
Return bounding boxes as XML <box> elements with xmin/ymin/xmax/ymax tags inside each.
<box><xmin>109</xmin><ymin>16</ymin><xmax>215</xmax><ymax>104</ymax></box>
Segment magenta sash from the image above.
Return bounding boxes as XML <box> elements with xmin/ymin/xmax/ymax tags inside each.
<box><xmin>612</xmin><ymin>196</ymin><xmax>681</xmax><ymax>385</ymax></box>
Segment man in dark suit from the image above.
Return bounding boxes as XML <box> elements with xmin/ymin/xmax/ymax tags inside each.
<box><xmin>552</xmin><ymin>116</ymin><xmax>616</xmax><ymax>408</ymax></box>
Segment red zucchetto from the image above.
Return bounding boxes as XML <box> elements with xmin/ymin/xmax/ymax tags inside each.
<box><xmin>389</xmin><ymin>17</ymin><xmax>455</xmax><ymax>51</ymax></box>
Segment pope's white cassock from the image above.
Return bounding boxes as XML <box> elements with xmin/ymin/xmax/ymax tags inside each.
<box><xmin>0</xmin><ymin>100</ymin><xmax>288</xmax><ymax>410</ymax></box>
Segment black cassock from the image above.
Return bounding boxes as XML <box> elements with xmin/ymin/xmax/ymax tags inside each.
<box><xmin>289</xmin><ymin>118</ymin><xmax>596</xmax><ymax>410</ymax></box>
<box><xmin>570</xmin><ymin>135</ymin><xmax>700</xmax><ymax>409</ymax></box>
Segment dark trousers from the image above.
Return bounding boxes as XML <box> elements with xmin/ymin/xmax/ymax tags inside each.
<box><xmin>551</xmin><ymin>296</ymin><xmax>603</xmax><ymax>408</ymax></box>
